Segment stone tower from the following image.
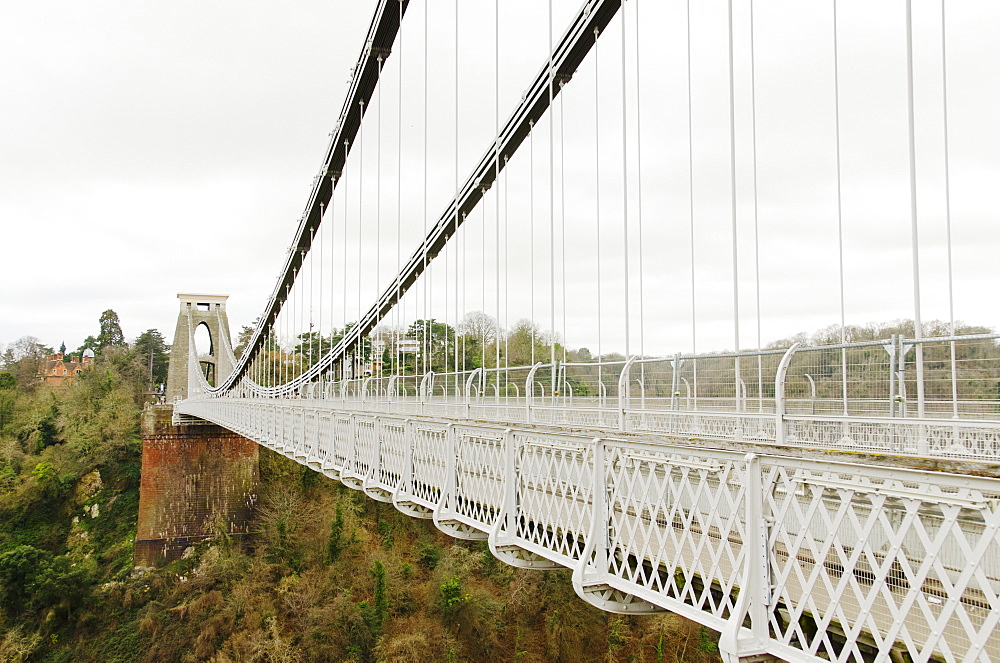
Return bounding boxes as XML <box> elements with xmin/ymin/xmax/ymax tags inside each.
<box><xmin>165</xmin><ymin>293</ymin><xmax>235</xmax><ymax>402</ymax></box>
<box><xmin>136</xmin><ymin>293</ymin><xmax>257</xmax><ymax>568</ymax></box>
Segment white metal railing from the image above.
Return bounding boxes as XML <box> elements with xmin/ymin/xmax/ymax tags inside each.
<box><xmin>176</xmin><ymin>397</ymin><xmax>1000</xmax><ymax>663</ymax></box>
<box><xmin>210</xmin><ymin>335</ymin><xmax>1000</xmax><ymax>461</ymax></box>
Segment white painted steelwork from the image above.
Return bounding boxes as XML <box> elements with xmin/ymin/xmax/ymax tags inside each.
<box><xmin>168</xmin><ymin>0</ymin><xmax>1000</xmax><ymax>659</ymax></box>
<box><xmin>206</xmin><ymin>393</ymin><xmax>1000</xmax><ymax>462</ymax></box>
<box><xmin>176</xmin><ymin>396</ymin><xmax>1000</xmax><ymax>663</ymax></box>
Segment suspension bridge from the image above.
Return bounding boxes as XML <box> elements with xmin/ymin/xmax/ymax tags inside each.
<box><xmin>168</xmin><ymin>1</ymin><xmax>1000</xmax><ymax>661</ymax></box>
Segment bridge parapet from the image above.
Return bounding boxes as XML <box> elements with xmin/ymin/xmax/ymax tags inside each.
<box><xmin>177</xmin><ymin>396</ymin><xmax>1000</xmax><ymax>663</ymax></box>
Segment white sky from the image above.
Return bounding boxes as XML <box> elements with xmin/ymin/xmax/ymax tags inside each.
<box><xmin>1</xmin><ymin>1</ymin><xmax>998</xmax><ymax>357</ymax></box>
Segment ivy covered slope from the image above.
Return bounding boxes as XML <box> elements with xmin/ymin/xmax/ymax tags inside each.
<box><xmin>0</xmin><ymin>344</ymin><xmax>146</xmax><ymax>662</ymax></box>
<box><xmin>0</xmin><ymin>356</ymin><xmax>719</xmax><ymax>663</ymax></box>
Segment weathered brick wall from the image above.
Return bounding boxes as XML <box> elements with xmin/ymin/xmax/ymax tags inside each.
<box><xmin>135</xmin><ymin>404</ymin><xmax>258</xmax><ymax>567</ymax></box>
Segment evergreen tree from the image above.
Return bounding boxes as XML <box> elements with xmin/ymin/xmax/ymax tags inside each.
<box><xmin>0</xmin><ymin>372</ymin><xmax>15</xmax><ymax>429</ymax></box>
<box><xmin>134</xmin><ymin>329</ymin><xmax>170</xmax><ymax>389</ymax></box>
<box><xmin>234</xmin><ymin>322</ymin><xmax>256</xmax><ymax>360</ymax></box>
<box><xmin>96</xmin><ymin>310</ymin><xmax>125</xmax><ymax>349</ymax></box>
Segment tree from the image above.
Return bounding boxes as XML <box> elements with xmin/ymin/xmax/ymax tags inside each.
<box><xmin>234</xmin><ymin>323</ymin><xmax>254</xmax><ymax>360</ymax></box>
<box><xmin>326</xmin><ymin>503</ymin><xmax>347</xmax><ymax>562</ymax></box>
<box><xmin>369</xmin><ymin>560</ymin><xmax>388</xmax><ymax>635</ymax></box>
<box><xmin>0</xmin><ymin>545</ymin><xmax>50</xmax><ymax>617</ymax></box>
<box><xmin>234</xmin><ymin>317</ymin><xmax>269</xmax><ymax>359</ymax></box>
<box><xmin>5</xmin><ymin>336</ymin><xmax>50</xmax><ymax>386</ymax></box>
<box><xmin>8</xmin><ymin>336</ymin><xmax>50</xmax><ymax>362</ymax></box>
<box><xmin>294</xmin><ymin>331</ymin><xmax>334</xmax><ymax>367</ymax></box>
<box><xmin>459</xmin><ymin>311</ymin><xmax>499</xmax><ymax>345</ymax></box>
<box><xmin>407</xmin><ymin>319</ymin><xmax>457</xmax><ymax>372</ymax></box>
<box><xmin>134</xmin><ymin>329</ymin><xmax>169</xmax><ymax>389</ymax></box>
<box><xmin>96</xmin><ymin>309</ymin><xmax>125</xmax><ymax>349</ymax></box>
<box><xmin>0</xmin><ymin>371</ymin><xmax>15</xmax><ymax>430</ymax></box>
<box><xmin>504</xmin><ymin>319</ymin><xmax>547</xmax><ymax>367</ymax></box>
<box><xmin>0</xmin><ymin>545</ymin><xmax>91</xmax><ymax>620</ymax></box>
<box><xmin>0</xmin><ymin>372</ymin><xmax>15</xmax><ymax>390</ymax></box>
<box><xmin>75</xmin><ymin>335</ymin><xmax>99</xmax><ymax>357</ymax></box>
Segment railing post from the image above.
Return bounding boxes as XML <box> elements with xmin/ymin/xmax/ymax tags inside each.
<box><xmin>617</xmin><ymin>356</ymin><xmax>638</xmax><ymax>432</ymax></box>
<box><xmin>489</xmin><ymin>427</ymin><xmax>517</xmax><ymax>555</ymax></box>
<box><xmin>719</xmin><ymin>453</ymin><xmax>771</xmax><ymax>662</ymax></box>
<box><xmin>396</xmin><ymin>418</ymin><xmax>413</xmax><ymax>503</ymax></box>
<box><xmin>591</xmin><ymin>437</ymin><xmax>607</xmax><ymax>570</ymax></box>
<box><xmin>670</xmin><ymin>353</ymin><xmax>683</xmax><ymax>410</ymax></box>
<box><xmin>774</xmin><ymin>343</ymin><xmax>800</xmax><ymax>446</ymax></box>
<box><xmin>348</xmin><ymin>413</ymin><xmax>359</xmax><ymax>478</ymax></box>
<box><xmin>433</xmin><ymin>424</ymin><xmax>458</xmax><ymax>529</ymax></box>
<box><xmin>525</xmin><ymin>362</ymin><xmax>543</xmax><ymax>424</ymax></box>
<box><xmin>419</xmin><ymin>371</ymin><xmax>433</xmax><ymax>403</ymax></box>
<box><xmin>571</xmin><ymin>435</ymin><xmax>609</xmax><ymax>604</ymax></box>
<box><xmin>372</xmin><ymin>416</ymin><xmax>382</xmax><ymax>491</ymax></box>
<box><xmin>464</xmin><ymin>368</ymin><xmax>483</xmax><ymax>419</ymax></box>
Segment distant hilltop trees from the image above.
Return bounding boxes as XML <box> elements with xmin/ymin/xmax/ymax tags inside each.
<box><xmin>0</xmin><ymin>310</ymin><xmax>170</xmax><ymax>393</ymax></box>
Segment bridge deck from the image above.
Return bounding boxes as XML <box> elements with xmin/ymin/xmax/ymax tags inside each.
<box><xmin>177</xmin><ymin>397</ymin><xmax>1000</xmax><ymax>663</ymax></box>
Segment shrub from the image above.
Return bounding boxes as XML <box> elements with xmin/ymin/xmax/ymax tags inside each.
<box><xmin>438</xmin><ymin>576</ymin><xmax>468</xmax><ymax>619</ymax></box>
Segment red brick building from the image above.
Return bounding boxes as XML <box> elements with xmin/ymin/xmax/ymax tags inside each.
<box><xmin>40</xmin><ymin>349</ymin><xmax>94</xmax><ymax>386</ymax></box>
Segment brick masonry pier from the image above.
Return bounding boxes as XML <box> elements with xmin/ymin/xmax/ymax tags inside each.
<box><xmin>135</xmin><ymin>404</ymin><xmax>258</xmax><ymax>567</ymax></box>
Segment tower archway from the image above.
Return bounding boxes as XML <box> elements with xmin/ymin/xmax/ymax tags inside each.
<box><xmin>165</xmin><ymin>294</ymin><xmax>235</xmax><ymax>402</ymax></box>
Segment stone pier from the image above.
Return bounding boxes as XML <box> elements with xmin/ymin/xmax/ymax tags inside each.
<box><xmin>135</xmin><ymin>404</ymin><xmax>258</xmax><ymax>567</ymax></box>
<box><xmin>135</xmin><ymin>293</ymin><xmax>259</xmax><ymax>567</ymax></box>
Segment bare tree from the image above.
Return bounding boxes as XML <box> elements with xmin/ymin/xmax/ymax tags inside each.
<box><xmin>458</xmin><ymin>311</ymin><xmax>499</xmax><ymax>345</ymax></box>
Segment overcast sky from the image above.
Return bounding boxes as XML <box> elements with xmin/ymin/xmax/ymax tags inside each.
<box><xmin>2</xmin><ymin>0</ymin><xmax>998</xmax><ymax>358</ymax></box>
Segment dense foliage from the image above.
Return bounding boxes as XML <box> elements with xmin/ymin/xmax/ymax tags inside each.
<box><xmin>0</xmin><ymin>333</ymin><xmax>720</xmax><ymax>663</ymax></box>
<box><xmin>2</xmin><ymin>313</ymin><xmax>997</xmax><ymax>661</ymax></box>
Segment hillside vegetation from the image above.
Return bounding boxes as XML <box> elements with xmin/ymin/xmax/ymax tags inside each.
<box><xmin>0</xmin><ymin>342</ymin><xmax>720</xmax><ymax>662</ymax></box>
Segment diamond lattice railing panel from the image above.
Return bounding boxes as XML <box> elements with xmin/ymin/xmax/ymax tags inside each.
<box><xmin>316</xmin><ymin>411</ymin><xmax>333</xmax><ymax>467</ymax></box>
<box><xmin>331</xmin><ymin>415</ymin><xmax>353</xmax><ymax>473</ymax></box>
<box><xmin>393</xmin><ymin>401</ymin><xmax>421</xmax><ymax>415</ymax></box>
<box><xmin>288</xmin><ymin>405</ymin><xmax>302</xmax><ymax>453</ymax></box>
<box><xmin>514</xmin><ymin>432</ymin><xmax>594</xmax><ymax>563</ymax></box>
<box><xmin>421</xmin><ymin>403</ymin><xmax>457</xmax><ymax>419</ymax></box>
<box><xmin>378</xmin><ymin>420</ymin><xmax>406</xmax><ymax>491</ymax></box>
<box><xmin>469</xmin><ymin>404</ymin><xmax>527</xmax><ymax>424</ymax></box>
<box><xmin>302</xmin><ymin>409</ymin><xmax>317</xmax><ymax>459</ymax></box>
<box><xmin>262</xmin><ymin>404</ymin><xmax>274</xmax><ymax>442</ymax></box>
<box><xmin>452</xmin><ymin>427</ymin><xmax>507</xmax><ymax>529</ymax></box>
<box><xmin>282</xmin><ymin>408</ymin><xmax>295</xmax><ymax>451</ymax></box>
<box><xmin>408</xmin><ymin>424</ymin><xmax>448</xmax><ymax>508</ymax></box>
<box><xmin>785</xmin><ymin>417</ymin><xmax>1000</xmax><ymax>460</ymax></box>
<box><xmin>923</xmin><ymin>422</ymin><xmax>1000</xmax><ymax>458</ymax></box>
<box><xmin>603</xmin><ymin>442</ymin><xmax>749</xmax><ymax>621</ymax></box>
<box><xmin>626</xmin><ymin>411</ymin><xmax>774</xmax><ymax>443</ymax></box>
<box><xmin>764</xmin><ymin>459</ymin><xmax>1000</xmax><ymax>662</ymax></box>
<box><xmin>530</xmin><ymin>406</ymin><xmax>613</xmax><ymax>429</ymax></box>
<box><xmin>352</xmin><ymin>417</ymin><xmax>378</xmax><ymax>481</ymax></box>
